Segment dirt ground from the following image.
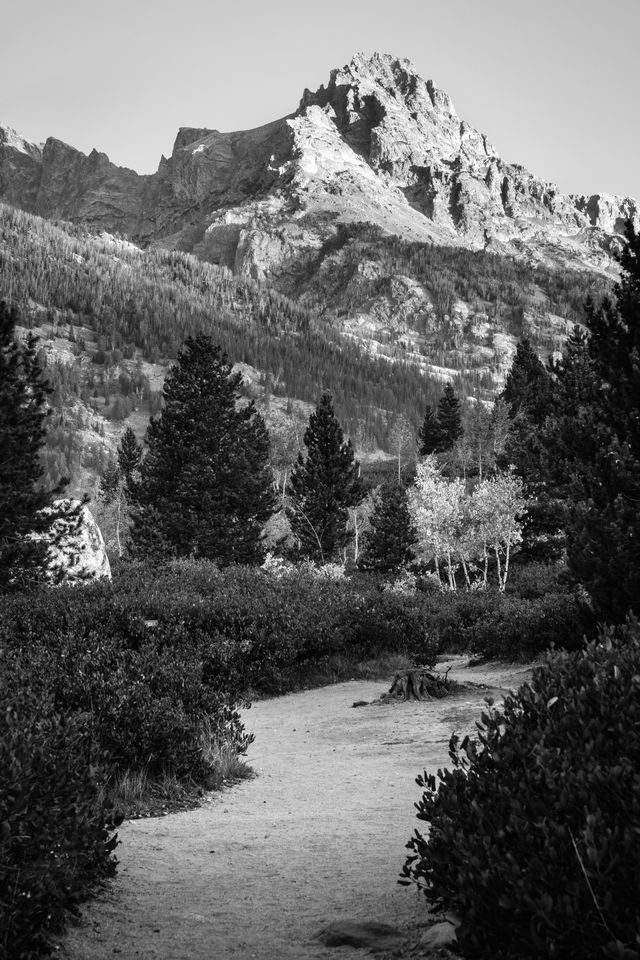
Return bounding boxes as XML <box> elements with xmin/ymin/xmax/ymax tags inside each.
<box><xmin>59</xmin><ymin>659</ymin><xmax>533</xmax><ymax>960</ymax></box>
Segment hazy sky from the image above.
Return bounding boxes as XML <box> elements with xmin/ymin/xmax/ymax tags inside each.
<box><xmin>2</xmin><ymin>0</ymin><xmax>639</xmax><ymax>198</ymax></box>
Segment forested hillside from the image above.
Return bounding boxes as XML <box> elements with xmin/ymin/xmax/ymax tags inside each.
<box><xmin>0</xmin><ymin>201</ymin><xmax>611</xmax><ymax>493</ymax></box>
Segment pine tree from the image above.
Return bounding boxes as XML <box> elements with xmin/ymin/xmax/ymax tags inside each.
<box><xmin>358</xmin><ymin>481</ymin><xmax>417</xmax><ymax>575</ymax></box>
<box><xmin>0</xmin><ymin>300</ymin><xmax>77</xmax><ymax>585</ymax></box>
<box><xmin>436</xmin><ymin>383</ymin><xmax>464</xmax><ymax>451</ymax></box>
<box><xmin>501</xmin><ymin>338</ymin><xmax>554</xmax><ymax>423</ymax></box>
<box><xmin>129</xmin><ymin>335</ymin><xmax>275</xmax><ymax>564</ymax></box>
<box><xmin>499</xmin><ymin>339</ymin><xmax>560</xmax><ymax>561</ymax></box>
<box><xmin>566</xmin><ymin>223</ymin><xmax>640</xmax><ymax>621</ymax></box>
<box><xmin>117</xmin><ymin>426</ymin><xmax>143</xmax><ymax>498</ymax></box>
<box><xmin>418</xmin><ymin>385</ymin><xmax>463</xmax><ymax>458</ymax></box>
<box><xmin>541</xmin><ymin>326</ymin><xmax>603</xmax><ymax>501</ymax></box>
<box><xmin>98</xmin><ymin>427</ymin><xmax>143</xmax><ymax>557</ymax></box>
<box><xmin>418</xmin><ymin>406</ymin><xmax>442</xmax><ymax>457</ymax></box>
<box><xmin>287</xmin><ymin>392</ymin><xmax>363</xmax><ymax>562</ymax></box>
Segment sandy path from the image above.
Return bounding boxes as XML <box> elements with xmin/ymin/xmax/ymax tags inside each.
<box><xmin>60</xmin><ymin>660</ymin><xmax>532</xmax><ymax>960</ymax></box>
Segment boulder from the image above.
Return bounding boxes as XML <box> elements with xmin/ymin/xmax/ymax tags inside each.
<box><xmin>36</xmin><ymin>499</ymin><xmax>111</xmax><ymax>584</ymax></box>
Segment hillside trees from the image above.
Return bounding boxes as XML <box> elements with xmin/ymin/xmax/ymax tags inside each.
<box><xmin>287</xmin><ymin>393</ymin><xmax>363</xmax><ymax>562</ymax></box>
<box><xmin>129</xmin><ymin>335</ymin><xmax>275</xmax><ymax>564</ymax></box>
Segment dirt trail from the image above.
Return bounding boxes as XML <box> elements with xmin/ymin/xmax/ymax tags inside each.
<box><xmin>60</xmin><ymin>660</ymin><xmax>532</xmax><ymax>960</ymax></box>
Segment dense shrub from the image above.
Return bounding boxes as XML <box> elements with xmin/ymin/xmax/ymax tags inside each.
<box><xmin>0</xmin><ymin>671</ymin><xmax>117</xmax><ymax>960</ymax></box>
<box><xmin>412</xmin><ymin>586</ymin><xmax>590</xmax><ymax>660</ymax></box>
<box><xmin>401</xmin><ymin>619</ymin><xmax>640</xmax><ymax>959</ymax></box>
<box><xmin>503</xmin><ymin>561</ymin><xmax>565</xmax><ymax>599</ymax></box>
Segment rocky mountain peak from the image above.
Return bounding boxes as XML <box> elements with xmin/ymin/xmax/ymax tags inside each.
<box><xmin>298</xmin><ymin>52</ymin><xmax>495</xmax><ymax>187</ymax></box>
<box><xmin>1</xmin><ymin>55</ymin><xmax>638</xmax><ymax>277</ymax></box>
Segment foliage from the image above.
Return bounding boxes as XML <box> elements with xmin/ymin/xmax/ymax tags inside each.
<box><xmin>409</xmin><ymin>458</ymin><xmax>526</xmax><ymax>590</ymax></box>
<box><xmin>0</xmin><ymin>667</ymin><xmax>118</xmax><ymax>960</ymax></box>
<box><xmin>287</xmin><ymin>392</ymin><xmax>363</xmax><ymax>561</ymax></box>
<box><xmin>130</xmin><ymin>335</ymin><xmax>275</xmax><ymax>563</ymax></box>
<box><xmin>402</xmin><ymin>619</ymin><xmax>640</xmax><ymax>959</ymax></box>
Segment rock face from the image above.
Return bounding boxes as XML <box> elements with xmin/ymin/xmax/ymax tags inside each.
<box><xmin>37</xmin><ymin>501</ymin><xmax>111</xmax><ymax>584</ymax></box>
<box><xmin>1</xmin><ymin>52</ymin><xmax>638</xmax><ymax>278</ymax></box>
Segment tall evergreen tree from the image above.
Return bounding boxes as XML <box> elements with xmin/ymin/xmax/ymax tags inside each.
<box><xmin>98</xmin><ymin>427</ymin><xmax>144</xmax><ymax>558</ymax></box>
<box><xmin>418</xmin><ymin>406</ymin><xmax>442</xmax><ymax>457</ymax></box>
<box><xmin>129</xmin><ymin>334</ymin><xmax>275</xmax><ymax>564</ymax></box>
<box><xmin>541</xmin><ymin>326</ymin><xmax>603</xmax><ymax>502</ymax></box>
<box><xmin>0</xmin><ymin>300</ymin><xmax>76</xmax><ymax>585</ymax></box>
<box><xmin>436</xmin><ymin>383</ymin><xmax>464</xmax><ymax>451</ymax></box>
<box><xmin>287</xmin><ymin>392</ymin><xmax>363</xmax><ymax>562</ymax></box>
<box><xmin>499</xmin><ymin>338</ymin><xmax>560</xmax><ymax>561</ymax></box>
<box><xmin>418</xmin><ymin>384</ymin><xmax>463</xmax><ymax>458</ymax></box>
<box><xmin>501</xmin><ymin>338</ymin><xmax>554</xmax><ymax>424</ymax></box>
<box><xmin>565</xmin><ymin>223</ymin><xmax>640</xmax><ymax>621</ymax></box>
<box><xmin>358</xmin><ymin>481</ymin><xmax>417</xmax><ymax>575</ymax></box>
<box><xmin>117</xmin><ymin>426</ymin><xmax>143</xmax><ymax>497</ymax></box>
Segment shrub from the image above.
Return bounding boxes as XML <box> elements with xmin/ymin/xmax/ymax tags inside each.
<box><xmin>0</xmin><ymin>675</ymin><xmax>117</xmax><ymax>960</ymax></box>
<box><xmin>401</xmin><ymin>619</ymin><xmax>640</xmax><ymax>959</ymax></box>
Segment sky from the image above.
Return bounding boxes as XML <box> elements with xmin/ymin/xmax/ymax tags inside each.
<box><xmin>2</xmin><ymin>0</ymin><xmax>639</xmax><ymax>199</ymax></box>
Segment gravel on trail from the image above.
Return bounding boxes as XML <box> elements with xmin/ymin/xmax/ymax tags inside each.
<box><xmin>59</xmin><ymin>659</ymin><xmax>533</xmax><ymax>960</ymax></box>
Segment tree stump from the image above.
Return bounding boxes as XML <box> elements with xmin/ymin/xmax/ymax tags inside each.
<box><xmin>381</xmin><ymin>668</ymin><xmax>454</xmax><ymax>702</ymax></box>
<box><xmin>352</xmin><ymin>667</ymin><xmax>457</xmax><ymax>707</ymax></box>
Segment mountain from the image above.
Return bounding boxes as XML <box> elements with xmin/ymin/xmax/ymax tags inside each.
<box><xmin>0</xmin><ymin>53</ymin><xmax>636</xmax><ymax>494</ymax></box>
<box><xmin>2</xmin><ymin>53</ymin><xmax>638</xmax><ymax>275</ymax></box>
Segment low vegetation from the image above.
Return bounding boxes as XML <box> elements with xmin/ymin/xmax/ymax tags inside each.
<box><xmin>401</xmin><ymin>618</ymin><xmax>640</xmax><ymax>959</ymax></box>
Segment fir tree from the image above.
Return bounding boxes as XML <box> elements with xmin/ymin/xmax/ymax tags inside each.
<box><xmin>117</xmin><ymin>426</ymin><xmax>143</xmax><ymax>498</ymax></box>
<box><xmin>501</xmin><ymin>338</ymin><xmax>554</xmax><ymax>423</ymax></box>
<box><xmin>418</xmin><ymin>406</ymin><xmax>442</xmax><ymax>456</ymax></box>
<box><xmin>358</xmin><ymin>481</ymin><xmax>417</xmax><ymax>575</ymax></box>
<box><xmin>566</xmin><ymin>222</ymin><xmax>640</xmax><ymax>621</ymax></box>
<box><xmin>98</xmin><ymin>427</ymin><xmax>143</xmax><ymax>557</ymax></box>
<box><xmin>499</xmin><ymin>339</ymin><xmax>560</xmax><ymax>561</ymax></box>
<box><xmin>0</xmin><ymin>300</ymin><xmax>76</xmax><ymax>585</ymax></box>
<box><xmin>129</xmin><ymin>334</ymin><xmax>275</xmax><ymax>564</ymax></box>
<box><xmin>287</xmin><ymin>392</ymin><xmax>363</xmax><ymax>562</ymax></box>
<box><xmin>436</xmin><ymin>383</ymin><xmax>464</xmax><ymax>451</ymax></box>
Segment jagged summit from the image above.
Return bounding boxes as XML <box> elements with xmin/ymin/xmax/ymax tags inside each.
<box><xmin>0</xmin><ymin>54</ymin><xmax>638</xmax><ymax>276</ymax></box>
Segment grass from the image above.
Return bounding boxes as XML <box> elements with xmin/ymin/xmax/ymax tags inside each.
<box><xmin>103</xmin><ymin>716</ymin><xmax>254</xmax><ymax>820</ymax></box>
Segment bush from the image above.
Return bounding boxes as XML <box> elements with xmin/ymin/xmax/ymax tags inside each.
<box><xmin>401</xmin><ymin>619</ymin><xmax>640</xmax><ymax>959</ymax></box>
<box><xmin>0</xmin><ymin>673</ymin><xmax>117</xmax><ymax>960</ymax></box>
<box><xmin>410</xmin><ymin>586</ymin><xmax>590</xmax><ymax>660</ymax></box>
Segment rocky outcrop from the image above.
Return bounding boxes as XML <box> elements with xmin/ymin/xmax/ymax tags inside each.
<box><xmin>0</xmin><ymin>125</ymin><xmax>149</xmax><ymax>235</ymax></box>
<box><xmin>36</xmin><ymin>501</ymin><xmax>111</xmax><ymax>584</ymax></box>
<box><xmin>1</xmin><ymin>53</ymin><xmax>638</xmax><ymax>275</ymax></box>
<box><xmin>0</xmin><ymin>124</ymin><xmax>43</xmax><ymax>210</ymax></box>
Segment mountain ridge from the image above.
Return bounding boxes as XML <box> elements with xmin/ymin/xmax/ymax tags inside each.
<box><xmin>1</xmin><ymin>52</ymin><xmax>637</xmax><ymax>275</ymax></box>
